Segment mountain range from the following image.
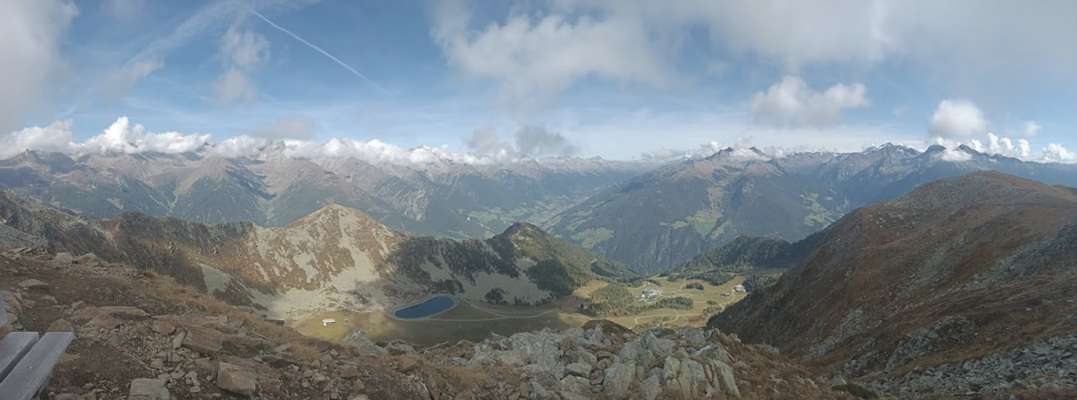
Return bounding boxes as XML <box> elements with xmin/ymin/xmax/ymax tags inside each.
<box><xmin>710</xmin><ymin>172</ymin><xmax>1077</xmax><ymax>396</ymax></box>
<box><xmin>548</xmin><ymin>144</ymin><xmax>1077</xmax><ymax>273</ymax></box>
<box><xmin>4</xmin><ymin>144</ymin><xmax>1077</xmax><ymax>278</ymax></box>
<box><xmin>0</xmin><ymin>148</ymin><xmax>649</xmax><ymax>239</ymax></box>
<box><xmin>0</xmin><ymin>193</ymin><xmax>631</xmax><ymax>319</ymax></box>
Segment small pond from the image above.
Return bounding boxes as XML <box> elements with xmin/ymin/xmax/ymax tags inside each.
<box><xmin>392</xmin><ymin>295</ymin><xmax>457</xmax><ymax>319</ymax></box>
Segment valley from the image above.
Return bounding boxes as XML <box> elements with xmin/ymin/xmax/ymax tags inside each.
<box><xmin>293</xmin><ymin>276</ymin><xmax>748</xmax><ymax>347</ymax></box>
<box><xmin>3</xmin><ymin>161</ymin><xmax>1077</xmax><ymax>399</ymax></box>
<box><xmin>4</xmin><ymin>4</ymin><xmax>1076</xmax><ymax>398</ymax></box>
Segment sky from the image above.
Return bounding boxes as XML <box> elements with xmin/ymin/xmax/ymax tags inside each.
<box><xmin>2</xmin><ymin>0</ymin><xmax>1076</xmax><ymax>163</ymax></box>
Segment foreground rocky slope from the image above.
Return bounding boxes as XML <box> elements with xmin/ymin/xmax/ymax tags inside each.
<box><xmin>0</xmin><ymin>194</ymin><xmax>631</xmax><ymax>319</ymax></box>
<box><xmin>2</xmin><ymin>249</ymin><xmax>847</xmax><ymax>399</ymax></box>
<box><xmin>711</xmin><ymin>172</ymin><xmax>1077</xmax><ymax>397</ymax></box>
<box><xmin>549</xmin><ymin>145</ymin><xmax>1077</xmax><ymax>273</ymax></box>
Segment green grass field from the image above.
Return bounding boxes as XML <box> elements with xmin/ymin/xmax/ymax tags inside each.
<box><xmin>293</xmin><ymin>275</ymin><xmax>748</xmax><ymax>346</ymax></box>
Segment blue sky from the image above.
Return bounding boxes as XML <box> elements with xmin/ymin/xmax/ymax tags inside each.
<box><xmin>3</xmin><ymin>0</ymin><xmax>1076</xmax><ymax>161</ymax></box>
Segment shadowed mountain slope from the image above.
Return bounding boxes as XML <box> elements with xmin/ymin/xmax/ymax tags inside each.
<box><xmin>709</xmin><ymin>172</ymin><xmax>1077</xmax><ymax>396</ymax></box>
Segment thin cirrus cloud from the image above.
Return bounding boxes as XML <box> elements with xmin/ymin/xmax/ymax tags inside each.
<box><xmin>215</xmin><ymin>25</ymin><xmax>270</xmax><ymax>104</ymax></box>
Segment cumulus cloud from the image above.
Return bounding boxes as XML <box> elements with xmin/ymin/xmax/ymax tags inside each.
<box><xmin>0</xmin><ymin>117</ymin><xmax>211</xmax><ymax>158</ymax></box>
<box><xmin>215</xmin><ymin>25</ymin><xmax>269</xmax><ymax>104</ymax></box>
<box><xmin>0</xmin><ymin>121</ymin><xmax>78</xmax><ymax>159</ymax></box>
<box><xmin>433</xmin><ymin>1</ymin><xmax>670</xmax><ymax>112</ymax></box>
<box><xmin>80</xmin><ymin>117</ymin><xmax>211</xmax><ymax>154</ymax></box>
<box><xmin>210</xmin><ymin>135</ymin><xmax>269</xmax><ymax>158</ymax></box>
<box><xmin>929</xmin><ymin>99</ymin><xmax>987</xmax><ymax>137</ymax></box>
<box><xmin>984</xmin><ymin>132</ymin><xmax>1031</xmax><ymax>159</ymax></box>
<box><xmin>465</xmin><ymin>125</ymin><xmax>579</xmax><ymax>159</ymax></box>
<box><xmin>515</xmin><ymin>126</ymin><xmax>579</xmax><ymax>157</ymax></box>
<box><xmin>931</xmin><ymin>132</ymin><xmax>1075</xmax><ymax>164</ymax></box>
<box><xmin>1041</xmin><ymin>143</ymin><xmax>1076</xmax><ymax>164</ymax></box>
<box><xmin>750</xmin><ymin>76</ymin><xmax>868</xmax><ymax>127</ymax></box>
<box><xmin>0</xmin><ymin>0</ymin><xmax>78</xmax><ymax>131</ymax></box>
<box><xmin>465</xmin><ymin>129</ymin><xmax>515</xmax><ymax>160</ymax></box>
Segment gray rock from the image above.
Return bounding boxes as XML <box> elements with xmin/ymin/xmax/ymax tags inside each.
<box><xmin>17</xmin><ymin>279</ymin><xmax>48</xmax><ymax>291</ymax></box>
<box><xmin>640</xmin><ymin>373</ymin><xmax>662</xmax><ymax>400</ymax></box>
<box><xmin>710</xmin><ymin>359</ymin><xmax>740</xmax><ymax>398</ymax></box>
<box><xmin>343</xmin><ymin>331</ymin><xmax>388</xmax><ymax>356</ymax></box>
<box><xmin>216</xmin><ymin>362</ymin><xmax>258</xmax><ymax>396</ymax></box>
<box><xmin>558</xmin><ymin>375</ymin><xmax>591</xmax><ymax>395</ymax></box>
<box><xmin>564</xmin><ymin>362</ymin><xmax>591</xmax><ymax>378</ymax></box>
<box><xmin>128</xmin><ymin>378</ymin><xmax>170</xmax><ymax>400</ymax></box>
<box><xmin>603</xmin><ymin>361</ymin><xmax>636</xmax><ymax>399</ymax></box>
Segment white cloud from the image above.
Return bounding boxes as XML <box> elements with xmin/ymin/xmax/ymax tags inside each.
<box><xmin>465</xmin><ymin>125</ymin><xmax>579</xmax><ymax>159</ymax></box>
<box><xmin>1041</xmin><ymin>143</ymin><xmax>1076</xmax><ymax>164</ymax></box>
<box><xmin>515</xmin><ymin>125</ymin><xmax>578</xmax><ymax>157</ymax></box>
<box><xmin>215</xmin><ymin>25</ymin><xmax>269</xmax><ymax>104</ymax></box>
<box><xmin>930</xmin><ymin>132</ymin><xmax>1074</xmax><ymax>164</ymax></box>
<box><xmin>0</xmin><ymin>0</ymin><xmax>78</xmax><ymax>131</ymax></box>
<box><xmin>750</xmin><ymin>76</ymin><xmax>868</xmax><ymax>127</ymax></box>
<box><xmin>220</xmin><ymin>26</ymin><xmax>269</xmax><ymax>70</ymax></box>
<box><xmin>80</xmin><ymin>117</ymin><xmax>211</xmax><ymax>154</ymax></box>
<box><xmin>210</xmin><ymin>135</ymin><xmax>269</xmax><ymax>158</ymax></box>
<box><xmin>215</xmin><ymin>68</ymin><xmax>259</xmax><ymax>104</ymax></box>
<box><xmin>985</xmin><ymin>132</ymin><xmax>1030</xmax><ymax>159</ymax></box>
<box><xmin>929</xmin><ymin>99</ymin><xmax>987</xmax><ymax>137</ymax></box>
<box><xmin>433</xmin><ymin>2</ymin><xmax>670</xmax><ymax>112</ymax></box>
<box><xmin>1023</xmin><ymin>121</ymin><xmax>1041</xmax><ymax>137</ymax></box>
<box><xmin>100</xmin><ymin>58</ymin><xmax>164</xmax><ymax>101</ymax></box>
<box><xmin>0</xmin><ymin>121</ymin><xmax>77</xmax><ymax>159</ymax></box>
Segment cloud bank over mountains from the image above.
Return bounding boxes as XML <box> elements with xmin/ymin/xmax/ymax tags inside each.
<box><xmin>2</xmin><ymin>115</ymin><xmax>1073</xmax><ymax>165</ymax></box>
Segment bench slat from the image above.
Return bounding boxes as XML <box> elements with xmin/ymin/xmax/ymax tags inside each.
<box><xmin>0</xmin><ymin>332</ymin><xmax>74</xmax><ymax>400</ymax></box>
<box><xmin>0</xmin><ymin>332</ymin><xmax>39</xmax><ymax>382</ymax></box>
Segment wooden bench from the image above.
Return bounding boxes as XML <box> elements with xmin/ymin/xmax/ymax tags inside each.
<box><xmin>0</xmin><ymin>296</ymin><xmax>75</xmax><ymax>400</ymax></box>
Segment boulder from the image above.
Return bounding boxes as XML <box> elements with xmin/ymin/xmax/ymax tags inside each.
<box><xmin>216</xmin><ymin>362</ymin><xmax>258</xmax><ymax>396</ymax></box>
<box><xmin>640</xmin><ymin>373</ymin><xmax>662</xmax><ymax>400</ymax></box>
<box><xmin>564</xmin><ymin>362</ymin><xmax>591</xmax><ymax>378</ymax></box>
<box><xmin>558</xmin><ymin>375</ymin><xmax>591</xmax><ymax>395</ymax></box>
<box><xmin>18</xmin><ymin>279</ymin><xmax>49</xmax><ymax>291</ymax></box>
<box><xmin>709</xmin><ymin>359</ymin><xmax>740</xmax><ymax>398</ymax></box>
<box><xmin>602</xmin><ymin>361</ymin><xmax>636</xmax><ymax>399</ymax></box>
<box><xmin>385</xmin><ymin>341</ymin><xmax>416</xmax><ymax>355</ymax></box>
<box><xmin>128</xmin><ymin>378</ymin><xmax>170</xmax><ymax>400</ymax></box>
<box><xmin>343</xmin><ymin>331</ymin><xmax>387</xmax><ymax>356</ymax></box>
<box><xmin>183</xmin><ymin>326</ymin><xmax>224</xmax><ymax>354</ymax></box>
<box><xmin>152</xmin><ymin>319</ymin><xmax>177</xmax><ymax>335</ymax></box>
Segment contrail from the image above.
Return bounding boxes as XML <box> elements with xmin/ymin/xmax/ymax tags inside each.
<box><xmin>250</xmin><ymin>9</ymin><xmax>390</xmax><ymax>95</ymax></box>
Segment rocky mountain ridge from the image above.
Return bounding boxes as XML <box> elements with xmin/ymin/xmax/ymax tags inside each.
<box><xmin>710</xmin><ymin>172</ymin><xmax>1077</xmax><ymax>397</ymax></box>
<box><xmin>0</xmin><ymin>150</ymin><xmax>651</xmax><ymax>239</ymax></box>
<box><xmin>1</xmin><ymin>249</ymin><xmax>854</xmax><ymax>399</ymax></box>
<box><xmin>0</xmin><ymin>193</ymin><xmax>631</xmax><ymax>319</ymax></box>
<box><xmin>549</xmin><ymin>144</ymin><xmax>1077</xmax><ymax>273</ymax></box>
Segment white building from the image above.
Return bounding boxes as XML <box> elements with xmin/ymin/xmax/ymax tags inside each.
<box><xmin>733</xmin><ymin>284</ymin><xmax>746</xmax><ymax>293</ymax></box>
<box><xmin>321</xmin><ymin>319</ymin><xmax>337</xmax><ymax>327</ymax></box>
<box><xmin>641</xmin><ymin>287</ymin><xmax>661</xmax><ymax>301</ymax></box>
